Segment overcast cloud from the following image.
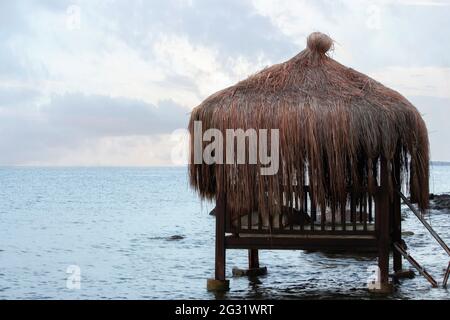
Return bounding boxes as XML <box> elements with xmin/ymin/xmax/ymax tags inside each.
<box><xmin>0</xmin><ymin>0</ymin><xmax>449</xmax><ymax>165</ymax></box>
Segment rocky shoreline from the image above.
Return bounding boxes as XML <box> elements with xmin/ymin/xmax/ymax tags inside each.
<box><xmin>429</xmin><ymin>193</ymin><xmax>450</xmax><ymax>211</ymax></box>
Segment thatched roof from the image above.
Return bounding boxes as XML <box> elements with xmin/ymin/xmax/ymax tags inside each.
<box><xmin>188</xmin><ymin>32</ymin><xmax>429</xmax><ymax>217</ymax></box>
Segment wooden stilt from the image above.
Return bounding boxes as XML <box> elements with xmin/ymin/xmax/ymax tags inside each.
<box><xmin>248</xmin><ymin>249</ymin><xmax>259</xmax><ymax>269</ymax></box>
<box><xmin>232</xmin><ymin>249</ymin><xmax>267</xmax><ymax>277</ymax></box>
<box><xmin>372</xmin><ymin>157</ymin><xmax>393</xmax><ymax>293</ymax></box>
<box><xmin>215</xmin><ymin>192</ymin><xmax>226</xmax><ymax>281</ymax></box>
<box><xmin>207</xmin><ymin>192</ymin><xmax>229</xmax><ymax>291</ymax></box>
<box><xmin>392</xmin><ymin>152</ymin><xmax>402</xmax><ymax>273</ymax></box>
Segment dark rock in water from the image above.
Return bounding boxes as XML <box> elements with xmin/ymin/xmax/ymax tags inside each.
<box><xmin>232</xmin><ymin>266</ymin><xmax>267</xmax><ymax>277</ymax></box>
<box><xmin>167</xmin><ymin>235</ymin><xmax>185</xmax><ymax>241</ymax></box>
<box><xmin>209</xmin><ymin>208</ymin><xmax>216</xmax><ymax>216</ymax></box>
<box><xmin>429</xmin><ymin>193</ymin><xmax>450</xmax><ymax>211</ymax></box>
<box><xmin>392</xmin><ymin>269</ymin><xmax>415</xmax><ymax>280</ymax></box>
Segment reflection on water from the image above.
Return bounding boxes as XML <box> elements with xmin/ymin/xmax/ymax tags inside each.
<box><xmin>0</xmin><ymin>166</ymin><xmax>449</xmax><ymax>299</ymax></box>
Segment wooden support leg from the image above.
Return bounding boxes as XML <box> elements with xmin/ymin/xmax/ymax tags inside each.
<box><xmin>232</xmin><ymin>249</ymin><xmax>267</xmax><ymax>277</ymax></box>
<box><xmin>370</xmin><ymin>157</ymin><xmax>393</xmax><ymax>294</ymax></box>
<box><xmin>392</xmin><ymin>209</ymin><xmax>402</xmax><ymax>272</ymax></box>
<box><xmin>377</xmin><ymin>222</ymin><xmax>391</xmax><ymax>292</ymax></box>
<box><xmin>207</xmin><ymin>193</ymin><xmax>229</xmax><ymax>291</ymax></box>
<box><xmin>378</xmin><ymin>239</ymin><xmax>390</xmax><ymax>291</ymax></box>
<box><xmin>391</xmin><ymin>150</ymin><xmax>414</xmax><ymax>281</ymax></box>
<box><xmin>249</xmin><ymin>249</ymin><xmax>259</xmax><ymax>269</ymax></box>
<box><xmin>215</xmin><ymin>193</ymin><xmax>226</xmax><ymax>281</ymax></box>
<box><xmin>392</xmin><ymin>153</ymin><xmax>403</xmax><ymax>273</ymax></box>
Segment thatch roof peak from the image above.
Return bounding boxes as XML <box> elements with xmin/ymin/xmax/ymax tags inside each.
<box><xmin>199</xmin><ymin>33</ymin><xmax>412</xmax><ymax>110</ymax></box>
<box><xmin>306</xmin><ymin>32</ymin><xmax>333</xmax><ymax>55</ymax></box>
<box><xmin>189</xmin><ymin>32</ymin><xmax>430</xmax><ymax>215</ymax></box>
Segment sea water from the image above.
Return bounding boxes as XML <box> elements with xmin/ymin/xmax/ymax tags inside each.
<box><xmin>0</xmin><ymin>166</ymin><xmax>449</xmax><ymax>299</ymax></box>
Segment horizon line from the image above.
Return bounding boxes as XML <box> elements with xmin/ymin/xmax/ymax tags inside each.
<box><xmin>1</xmin><ymin>161</ymin><xmax>450</xmax><ymax>168</ymax></box>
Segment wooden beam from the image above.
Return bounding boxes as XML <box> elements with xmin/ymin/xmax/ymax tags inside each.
<box><xmin>225</xmin><ymin>235</ymin><xmax>377</xmax><ymax>251</ymax></box>
<box><xmin>443</xmin><ymin>261</ymin><xmax>450</xmax><ymax>287</ymax></box>
<box><xmin>393</xmin><ymin>242</ymin><xmax>438</xmax><ymax>287</ymax></box>
<box><xmin>231</xmin><ymin>228</ymin><xmax>375</xmax><ymax>236</ymax></box>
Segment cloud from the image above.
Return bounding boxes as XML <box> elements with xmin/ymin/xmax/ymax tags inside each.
<box><xmin>410</xmin><ymin>96</ymin><xmax>450</xmax><ymax>162</ymax></box>
<box><xmin>369</xmin><ymin>67</ymin><xmax>450</xmax><ymax>98</ymax></box>
<box><xmin>43</xmin><ymin>94</ymin><xmax>189</xmax><ymax>136</ymax></box>
<box><xmin>152</xmin><ymin>34</ymin><xmax>273</xmax><ymax>102</ymax></box>
<box><xmin>0</xmin><ymin>86</ymin><xmax>40</xmax><ymax>108</ymax></box>
<box><xmin>34</xmin><ymin>134</ymin><xmax>179</xmax><ymax>166</ymax></box>
<box><xmin>250</xmin><ymin>0</ymin><xmax>450</xmax><ymax>69</ymax></box>
<box><xmin>0</xmin><ymin>92</ymin><xmax>189</xmax><ymax>165</ymax></box>
<box><xmin>0</xmin><ymin>0</ymin><xmax>449</xmax><ymax>164</ymax></box>
<box><xmin>87</xmin><ymin>0</ymin><xmax>295</xmax><ymax>61</ymax></box>
<box><xmin>391</xmin><ymin>0</ymin><xmax>450</xmax><ymax>6</ymax></box>
<box><xmin>0</xmin><ymin>0</ymin><xmax>290</xmax><ymax>111</ymax></box>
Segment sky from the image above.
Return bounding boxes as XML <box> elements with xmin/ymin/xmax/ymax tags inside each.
<box><xmin>0</xmin><ymin>0</ymin><xmax>449</xmax><ymax>166</ymax></box>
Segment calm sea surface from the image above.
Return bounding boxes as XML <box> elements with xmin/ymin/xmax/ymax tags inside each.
<box><xmin>0</xmin><ymin>166</ymin><xmax>450</xmax><ymax>299</ymax></box>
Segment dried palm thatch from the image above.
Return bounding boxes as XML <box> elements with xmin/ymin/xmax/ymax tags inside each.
<box><xmin>188</xmin><ymin>32</ymin><xmax>429</xmax><ymax>220</ymax></box>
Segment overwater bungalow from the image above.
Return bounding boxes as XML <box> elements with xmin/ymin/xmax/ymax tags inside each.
<box><xmin>188</xmin><ymin>32</ymin><xmax>431</xmax><ymax>293</ymax></box>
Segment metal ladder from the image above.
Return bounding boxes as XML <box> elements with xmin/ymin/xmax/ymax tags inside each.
<box><xmin>397</xmin><ymin>190</ymin><xmax>450</xmax><ymax>287</ymax></box>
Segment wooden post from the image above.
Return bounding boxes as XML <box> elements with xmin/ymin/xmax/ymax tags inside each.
<box><xmin>233</xmin><ymin>249</ymin><xmax>267</xmax><ymax>277</ymax></box>
<box><xmin>215</xmin><ymin>192</ymin><xmax>226</xmax><ymax>281</ymax></box>
<box><xmin>248</xmin><ymin>249</ymin><xmax>259</xmax><ymax>269</ymax></box>
<box><xmin>392</xmin><ymin>151</ymin><xmax>402</xmax><ymax>272</ymax></box>
<box><xmin>207</xmin><ymin>191</ymin><xmax>229</xmax><ymax>291</ymax></box>
<box><xmin>373</xmin><ymin>156</ymin><xmax>393</xmax><ymax>293</ymax></box>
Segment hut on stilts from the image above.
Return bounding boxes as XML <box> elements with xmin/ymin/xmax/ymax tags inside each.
<box><xmin>188</xmin><ymin>32</ymin><xmax>430</xmax><ymax>293</ymax></box>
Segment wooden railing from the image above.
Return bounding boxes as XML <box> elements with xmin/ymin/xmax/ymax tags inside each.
<box><xmin>226</xmin><ymin>187</ymin><xmax>376</xmax><ymax>235</ymax></box>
